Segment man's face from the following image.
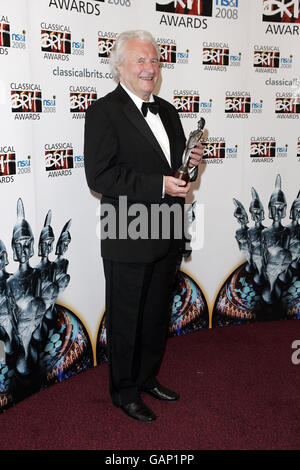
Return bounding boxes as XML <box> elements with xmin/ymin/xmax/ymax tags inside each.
<box><xmin>117</xmin><ymin>38</ymin><xmax>159</xmax><ymax>101</ymax></box>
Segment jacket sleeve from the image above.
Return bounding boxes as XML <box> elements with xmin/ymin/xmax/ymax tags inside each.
<box><xmin>84</xmin><ymin>103</ymin><xmax>163</xmax><ymax>203</ymax></box>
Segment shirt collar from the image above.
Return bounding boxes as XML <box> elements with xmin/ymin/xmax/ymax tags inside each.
<box><xmin>120</xmin><ymin>82</ymin><xmax>155</xmax><ymax>113</ymax></box>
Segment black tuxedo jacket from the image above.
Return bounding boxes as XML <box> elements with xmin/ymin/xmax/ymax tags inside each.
<box><xmin>84</xmin><ymin>84</ymin><xmax>196</xmax><ymax>263</ymax></box>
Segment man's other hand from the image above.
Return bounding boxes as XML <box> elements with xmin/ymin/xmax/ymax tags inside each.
<box><xmin>188</xmin><ymin>142</ymin><xmax>204</xmax><ymax>167</ymax></box>
<box><xmin>164</xmin><ymin>176</ymin><xmax>191</xmax><ymax>198</ymax></box>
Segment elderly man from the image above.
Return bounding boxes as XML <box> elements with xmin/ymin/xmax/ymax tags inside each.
<box><xmin>84</xmin><ymin>30</ymin><xmax>203</xmax><ymax>422</ymax></box>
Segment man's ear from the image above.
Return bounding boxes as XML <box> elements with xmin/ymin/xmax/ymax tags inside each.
<box><xmin>116</xmin><ymin>63</ymin><xmax>123</xmax><ymax>78</ymax></box>
<box><xmin>116</xmin><ymin>61</ymin><xmax>123</xmax><ymax>73</ymax></box>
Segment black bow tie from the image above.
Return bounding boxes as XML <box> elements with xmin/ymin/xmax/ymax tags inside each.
<box><xmin>141</xmin><ymin>101</ymin><xmax>159</xmax><ymax>117</ymax></box>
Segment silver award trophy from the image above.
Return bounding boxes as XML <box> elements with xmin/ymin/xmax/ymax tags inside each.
<box><xmin>173</xmin><ymin>117</ymin><xmax>205</xmax><ymax>183</ymax></box>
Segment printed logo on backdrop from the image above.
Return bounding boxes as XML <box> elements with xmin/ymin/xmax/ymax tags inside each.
<box><xmin>48</xmin><ymin>0</ymin><xmax>104</xmax><ymax>15</ymax></box>
<box><xmin>45</xmin><ymin>143</ymin><xmax>84</xmax><ymax>177</ymax></box>
<box><xmin>52</xmin><ymin>65</ymin><xmax>112</xmax><ymax>80</ymax></box>
<box><xmin>41</xmin><ymin>22</ymin><xmax>85</xmax><ymax>61</ymax></box>
<box><xmin>265</xmin><ymin>77</ymin><xmax>300</xmax><ymax>87</ymax></box>
<box><xmin>297</xmin><ymin>138</ymin><xmax>300</xmax><ymax>161</ymax></box>
<box><xmin>254</xmin><ymin>45</ymin><xmax>293</xmax><ymax>72</ymax></box>
<box><xmin>202</xmin><ymin>41</ymin><xmax>241</xmax><ymax>71</ymax></box>
<box><xmin>0</xmin><ymin>17</ymin><xmax>10</xmax><ymax>48</ymax></box>
<box><xmin>200</xmin><ymin>137</ymin><xmax>238</xmax><ymax>165</ymax></box>
<box><xmin>156</xmin><ymin>0</ymin><xmax>212</xmax><ymax>29</ymax></box>
<box><xmin>157</xmin><ymin>38</ymin><xmax>189</xmax><ymax>69</ymax></box>
<box><xmin>225</xmin><ymin>92</ymin><xmax>263</xmax><ymax>118</ymax></box>
<box><xmin>0</xmin><ymin>15</ymin><xmax>27</xmax><ymax>56</ymax></box>
<box><xmin>98</xmin><ymin>31</ymin><xmax>117</xmax><ymax>64</ymax></box>
<box><xmin>263</xmin><ymin>0</ymin><xmax>300</xmax><ymax>35</ymax></box>
<box><xmin>10</xmin><ymin>83</ymin><xmax>56</xmax><ymax>120</ymax></box>
<box><xmin>69</xmin><ymin>85</ymin><xmax>97</xmax><ymax>119</ymax></box>
<box><xmin>0</xmin><ymin>146</ymin><xmax>31</xmax><ymax>184</ymax></box>
<box><xmin>173</xmin><ymin>90</ymin><xmax>212</xmax><ymax>118</ymax></box>
<box><xmin>45</xmin><ymin>143</ymin><xmax>73</xmax><ymax>177</ymax></box>
<box><xmin>156</xmin><ymin>0</ymin><xmax>240</xmax><ymax>28</ymax></box>
<box><xmin>275</xmin><ymin>92</ymin><xmax>300</xmax><ymax>118</ymax></box>
<box><xmin>250</xmin><ymin>137</ymin><xmax>288</xmax><ymax>163</ymax></box>
<box><xmin>215</xmin><ymin>0</ymin><xmax>239</xmax><ymax>20</ymax></box>
<box><xmin>48</xmin><ymin>0</ymin><xmax>132</xmax><ymax>15</ymax></box>
<box><xmin>11</xmin><ymin>83</ymin><xmax>42</xmax><ymax>119</ymax></box>
<box><xmin>104</xmin><ymin>0</ymin><xmax>132</xmax><ymax>8</ymax></box>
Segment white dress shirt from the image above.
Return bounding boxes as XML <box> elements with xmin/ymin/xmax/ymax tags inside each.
<box><xmin>120</xmin><ymin>83</ymin><xmax>195</xmax><ymax>197</ymax></box>
<box><xmin>120</xmin><ymin>83</ymin><xmax>171</xmax><ymax>166</ymax></box>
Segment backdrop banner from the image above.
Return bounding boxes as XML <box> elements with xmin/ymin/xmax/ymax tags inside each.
<box><xmin>0</xmin><ymin>0</ymin><xmax>299</xmax><ymax>410</ymax></box>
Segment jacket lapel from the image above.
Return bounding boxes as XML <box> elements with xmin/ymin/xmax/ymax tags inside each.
<box><xmin>156</xmin><ymin>97</ymin><xmax>178</xmax><ymax>170</ymax></box>
<box><xmin>116</xmin><ymin>85</ymin><xmax>172</xmax><ymax>171</ymax></box>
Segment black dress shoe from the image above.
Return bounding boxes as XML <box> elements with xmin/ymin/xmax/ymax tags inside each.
<box><xmin>119</xmin><ymin>401</ymin><xmax>156</xmax><ymax>422</ymax></box>
<box><xmin>141</xmin><ymin>384</ymin><xmax>180</xmax><ymax>401</ymax></box>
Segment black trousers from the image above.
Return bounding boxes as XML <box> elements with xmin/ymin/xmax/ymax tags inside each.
<box><xmin>103</xmin><ymin>249</ymin><xmax>179</xmax><ymax>406</ymax></box>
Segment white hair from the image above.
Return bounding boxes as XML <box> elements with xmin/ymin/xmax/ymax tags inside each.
<box><xmin>110</xmin><ymin>30</ymin><xmax>160</xmax><ymax>81</ymax></box>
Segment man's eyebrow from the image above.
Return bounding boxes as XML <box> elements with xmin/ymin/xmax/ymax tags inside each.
<box><xmin>136</xmin><ymin>56</ymin><xmax>158</xmax><ymax>61</ymax></box>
